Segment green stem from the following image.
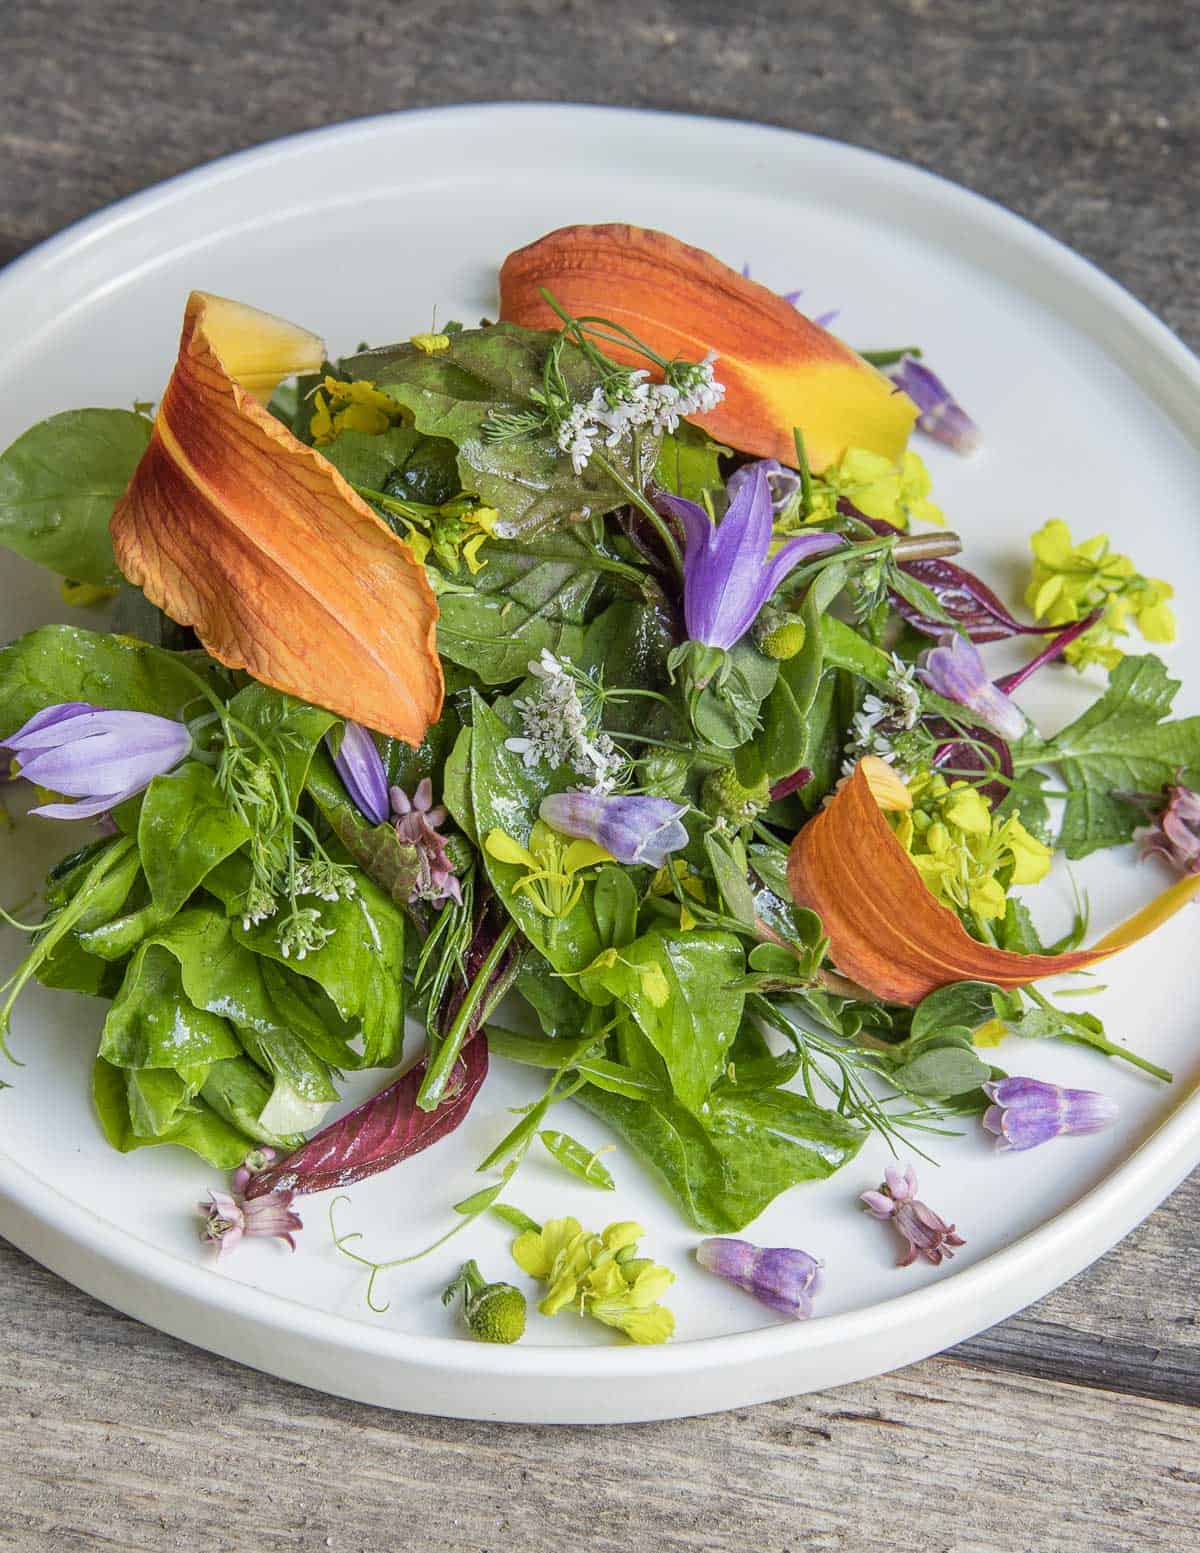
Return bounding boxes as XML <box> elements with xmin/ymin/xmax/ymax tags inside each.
<box><xmin>1024</xmin><ymin>986</ymin><xmax>1171</xmax><ymax>1082</ymax></box>
<box><xmin>418</xmin><ymin>919</ymin><xmax>518</xmax><ymax>1111</ymax></box>
<box><xmin>591</xmin><ymin>451</ymin><xmax>685</xmax><ymax>580</ymax></box>
<box><xmin>859</xmin><ymin>347</ymin><xmax>923</xmax><ymax>367</ymax></box>
<box><xmin>792</xmin><ymin>428</ymin><xmax>815</xmax><ymax>520</ymax></box>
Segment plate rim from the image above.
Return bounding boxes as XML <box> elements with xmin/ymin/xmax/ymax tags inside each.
<box><xmin>2</xmin><ymin>101</ymin><xmax>1198</xmax><ymax>1419</ymax></box>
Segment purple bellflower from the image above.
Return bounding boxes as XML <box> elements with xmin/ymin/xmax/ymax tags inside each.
<box><xmin>392</xmin><ymin>778</ymin><xmax>462</xmax><ymax>906</ymax></box>
<box><xmin>1135</xmin><ymin>783</ymin><xmax>1200</xmax><ymax>877</ymax></box>
<box><xmin>982</xmin><ymin>1077</ymin><xmax>1118</xmax><ymax>1152</ymax></box>
<box><xmin>885</xmin><ymin>355</ymin><xmax>981</xmax><ymax>454</ymax></box>
<box><xmin>539</xmin><ymin>792</ymin><xmax>688</xmax><ymax>869</ymax></box>
<box><xmin>917</xmin><ymin>632</ymin><xmax>1026</xmax><ymax>742</ymax></box>
<box><xmin>861</xmin><ymin>1164</ymin><xmax>965</xmax><ymax>1268</ymax></box>
<box><xmin>696</xmin><ymin>1237</ymin><xmax>824</xmax><ymax>1320</ymax></box>
<box><xmin>329</xmin><ymin>721</ymin><xmax>390</xmax><ymax>826</ymax></box>
<box><xmin>3</xmin><ymin>702</ymin><xmax>192</xmax><ymax>819</ymax></box>
<box><xmin>660</xmin><ymin>465</ymin><xmax>843</xmax><ymax>652</ymax></box>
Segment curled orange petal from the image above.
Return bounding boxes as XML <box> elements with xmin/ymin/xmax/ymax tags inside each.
<box><xmin>787</xmin><ymin>761</ymin><xmax>1200</xmax><ymax>1005</ymax></box>
<box><xmin>111</xmin><ymin>291</ymin><xmax>442</xmax><ymax>745</ymax></box>
<box><xmin>498</xmin><ymin>223</ymin><xmax>916</xmax><ymax>471</ymax></box>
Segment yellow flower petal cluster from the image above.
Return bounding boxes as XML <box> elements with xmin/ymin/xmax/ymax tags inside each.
<box><xmin>309</xmin><ymin>376</ymin><xmax>403</xmax><ymax>445</ymax></box>
<box><xmin>889</xmin><ymin>771</ymin><xmax>1050</xmax><ymax>922</ymax></box>
<box><xmin>485</xmin><ymin>820</ymin><xmax>611</xmax><ymax>919</ymax></box>
<box><xmin>1025</xmin><ymin>519</ymin><xmax>1175</xmax><ymax>671</ymax></box>
<box><xmin>799</xmin><ymin>447</ymin><xmax>944</xmax><ymax>530</ymax></box>
<box><xmin>511</xmin><ymin>1217</ymin><xmax>675</xmax><ymax>1344</ymax></box>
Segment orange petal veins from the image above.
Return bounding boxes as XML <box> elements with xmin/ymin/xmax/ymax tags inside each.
<box><xmin>111</xmin><ymin>292</ymin><xmax>442</xmax><ymax>745</ymax></box>
<box><xmin>498</xmin><ymin>224</ymin><xmax>917</xmax><ymax>470</ymax></box>
<box><xmin>787</xmin><ymin>761</ymin><xmax>1200</xmax><ymax>1005</ymax></box>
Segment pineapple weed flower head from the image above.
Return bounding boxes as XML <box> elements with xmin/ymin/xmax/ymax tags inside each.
<box><xmin>982</xmin><ymin>1077</ymin><xmax>1118</xmax><ymax>1152</ymax></box>
<box><xmin>861</xmin><ymin>1165</ymin><xmax>965</xmax><ymax>1268</ymax></box>
<box><xmin>199</xmin><ymin>1149</ymin><xmax>302</xmax><ymax>1262</ymax></box>
<box><xmin>696</xmin><ymin>1237</ymin><xmax>823</xmax><ymax>1319</ymax></box>
<box><xmin>661</xmin><ymin>464</ymin><xmax>844</xmax><ymax>655</ymax></box>
<box><xmin>3</xmin><ymin>702</ymin><xmax>192</xmax><ymax>819</ymax></box>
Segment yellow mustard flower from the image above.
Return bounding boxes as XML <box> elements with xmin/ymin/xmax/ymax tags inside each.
<box><xmin>484</xmin><ymin>820</ymin><xmax>611</xmax><ymax>919</ymax></box>
<box><xmin>804</xmin><ymin>447</ymin><xmax>944</xmax><ymax>531</ymax></box>
<box><xmin>1025</xmin><ymin>519</ymin><xmax>1176</xmax><ymax>671</ymax></box>
<box><xmin>890</xmin><ymin>771</ymin><xmax>1051</xmax><ymax>922</ymax></box>
<box><xmin>309</xmin><ymin>376</ymin><xmax>402</xmax><ymax>445</ymax></box>
<box><xmin>511</xmin><ymin>1217</ymin><xmax>675</xmax><ymax>1344</ymax></box>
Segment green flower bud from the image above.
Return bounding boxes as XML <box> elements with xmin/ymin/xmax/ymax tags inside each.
<box><xmin>758</xmin><ymin>618</ymin><xmax>807</xmax><ymax>660</ymax></box>
<box><xmin>443</xmin><ymin>1259</ymin><xmax>526</xmax><ymax>1344</ymax></box>
<box><xmin>638</xmin><ymin>748</ymin><xmax>691</xmax><ymax>800</ymax></box>
<box><xmin>441</xmin><ymin>831</ymin><xmax>475</xmax><ymax>876</ymax></box>
<box><xmin>702</xmin><ymin>767</ymin><xmax>770</xmax><ymax>829</ymax></box>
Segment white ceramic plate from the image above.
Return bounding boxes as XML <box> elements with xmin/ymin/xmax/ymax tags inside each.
<box><xmin>2</xmin><ymin>105</ymin><xmax>1199</xmax><ymax>1424</ymax></box>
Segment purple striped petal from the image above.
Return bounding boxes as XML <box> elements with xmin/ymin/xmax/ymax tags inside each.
<box><xmin>538</xmin><ymin>792</ymin><xmax>688</xmax><ymax>868</ymax></box>
<box><xmin>982</xmin><ymin>1077</ymin><xmax>1118</xmax><ymax>1152</ymax></box>
<box><xmin>7</xmin><ymin>707</ymin><xmax>192</xmax><ymax>817</ymax></box>
<box><xmin>696</xmin><ymin>1237</ymin><xmax>823</xmax><ymax>1320</ymax></box>
<box><xmin>29</xmin><ymin>788</ymin><xmax>140</xmax><ymax>820</ymax></box>
<box><xmin>2</xmin><ymin>702</ymin><xmax>101</xmax><ymax>750</ymax></box>
<box><xmin>328</xmin><ymin>721</ymin><xmax>389</xmax><ymax>826</ymax></box>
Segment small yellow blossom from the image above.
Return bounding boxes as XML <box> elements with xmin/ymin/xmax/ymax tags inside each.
<box><xmin>511</xmin><ymin>1217</ymin><xmax>675</xmax><ymax>1344</ymax></box>
<box><xmin>890</xmin><ymin>771</ymin><xmax>1051</xmax><ymax>922</ymax></box>
<box><xmin>484</xmin><ymin>820</ymin><xmax>611</xmax><ymax>919</ymax></box>
<box><xmin>309</xmin><ymin>377</ymin><xmax>401</xmax><ymax>445</ymax></box>
<box><xmin>1025</xmin><ymin>519</ymin><xmax>1176</xmax><ymax>671</ymax></box>
<box><xmin>802</xmin><ymin>447</ymin><xmax>944</xmax><ymax>531</ymax></box>
<box><xmin>410</xmin><ymin>332</ymin><xmax>451</xmax><ymax>354</ymax></box>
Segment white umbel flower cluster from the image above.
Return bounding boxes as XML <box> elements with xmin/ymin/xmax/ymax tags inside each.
<box><xmin>505</xmin><ymin>650</ymin><xmax>623</xmax><ymax>793</ymax></box>
<box><xmin>556</xmin><ymin>356</ymin><xmax>725</xmax><ymax>474</ymax></box>
<box><xmin>841</xmin><ymin>654</ymin><xmax>923</xmax><ymax>776</ymax></box>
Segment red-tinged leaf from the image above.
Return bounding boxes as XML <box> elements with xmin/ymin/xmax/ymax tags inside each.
<box><xmin>891</xmin><ymin>556</ymin><xmax>1063</xmax><ymax>643</ymax></box>
<box><xmin>244</xmin><ymin>1038</ymin><xmax>488</xmax><ymax>1199</ymax></box>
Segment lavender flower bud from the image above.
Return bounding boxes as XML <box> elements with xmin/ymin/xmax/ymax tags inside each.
<box><xmin>885</xmin><ymin>355</ymin><xmax>981</xmax><ymax>454</ymax></box>
<box><xmin>538</xmin><ymin>792</ymin><xmax>688</xmax><ymax>869</ymax></box>
<box><xmin>696</xmin><ymin>1237</ymin><xmax>823</xmax><ymax>1319</ymax></box>
<box><xmin>982</xmin><ymin>1077</ymin><xmax>1118</xmax><ymax>1152</ymax></box>
<box><xmin>917</xmin><ymin>633</ymin><xmax>1026</xmax><ymax>742</ymax></box>
<box><xmin>726</xmin><ymin>458</ymin><xmax>803</xmax><ymax>513</ymax></box>
<box><xmin>328</xmin><ymin>720</ymin><xmax>390</xmax><ymax>825</ymax></box>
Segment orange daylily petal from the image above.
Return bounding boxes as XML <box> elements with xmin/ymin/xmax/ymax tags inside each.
<box><xmin>111</xmin><ymin>291</ymin><xmax>442</xmax><ymax>745</ymax></box>
<box><xmin>787</xmin><ymin>760</ymin><xmax>1200</xmax><ymax>1005</ymax></box>
<box><xmin>498</xmin><ymin>224</ymin><xmax>916</xmax><ymax>471</ymax></box>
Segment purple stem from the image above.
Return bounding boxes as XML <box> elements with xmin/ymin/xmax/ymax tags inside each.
<box><xmin>995</xmin><ymin>610</ymin><xmax>1103</xmax><ymax>694</ymax></box>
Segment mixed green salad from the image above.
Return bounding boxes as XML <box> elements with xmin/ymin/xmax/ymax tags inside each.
<box><xmin>2</xmin><ymin>223</ymin><xmax>1197</xmax><ymax>1343</ymax></box>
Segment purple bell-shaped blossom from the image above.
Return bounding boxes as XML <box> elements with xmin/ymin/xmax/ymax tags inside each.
<box><xmin>199</xmin><ymin>1151</ymin><xmax>302</xmax><ymax>1262</ymax></box>
<box><xmin>3</xmin><ymin>702</ymin><xmax>192</xmax><ymax>819</ymax></box>
<box><xmin>861</xmin><ymin>1164</ymin><xmax>965</xmax><ymax>1268</ymax></box>
<box><xmin>1134</xmin><ymin>783</ymin><xmax>1200</xmax><ymax>877</ymax></box>
<box><xmin>539</xmin><ymin>792</ymin><xmax>688</xmax><ymax>869</ymax></box>
<box><xmin>392</xmin><ymin>778</ymin><xmax>462</xmax><ymax>906</ymax></box>
<box><xmin>885</xmin><ymin>355</ymin><xmax>981</xmax><ymax>454</ymax></box>
<box><xmin>982</xmin><ymin>1077</ymin><xmax>1118</xmax><ymax>1152</ymax></box>
<box><xmin>329</xmin><ymin>721</ymin><xmax>390</xmax><ymax>826</ymax></box>
<box><xmin>660</xmin><ymin>465</ymin><xmax>843</xmax><ymax>651</ymax></box>
<box><xmin>917</xmin><ymin>632</ymin><xmax>1026</xmax><ymax>742</ymax></box>
<box><xmin>696</xmin><ymin>1237</ymin><xmax>823</xmax><ymax>1319</ymax></box>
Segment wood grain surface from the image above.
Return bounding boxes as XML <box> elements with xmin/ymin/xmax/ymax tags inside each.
<box><xmin>2</xmin><ymin>1</ymin><xmax>1198</xmax><ymax>1548</ymax></box>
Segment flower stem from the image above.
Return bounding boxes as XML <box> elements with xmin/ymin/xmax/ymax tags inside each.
<box><xmin>418</xmin><ymin>918</ymin><xmax>518</xmax><ymax>1111</ymax></box>
<box><xmin>591</xmin><ymin>451</ymin><xmax>685</xmax><ymax>581</ymax></box>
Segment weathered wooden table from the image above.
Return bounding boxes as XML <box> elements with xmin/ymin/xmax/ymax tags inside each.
<box><xmin>3</xmin><ymin>3</ymin><xmax>1197</xmax><ymax>1548</ymax></box>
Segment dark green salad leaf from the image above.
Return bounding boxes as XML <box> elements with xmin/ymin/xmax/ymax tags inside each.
<box><xmin>0</xmin><ymin>408</ymin><xmax>152</xmax><ymax>585</ymax></box>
